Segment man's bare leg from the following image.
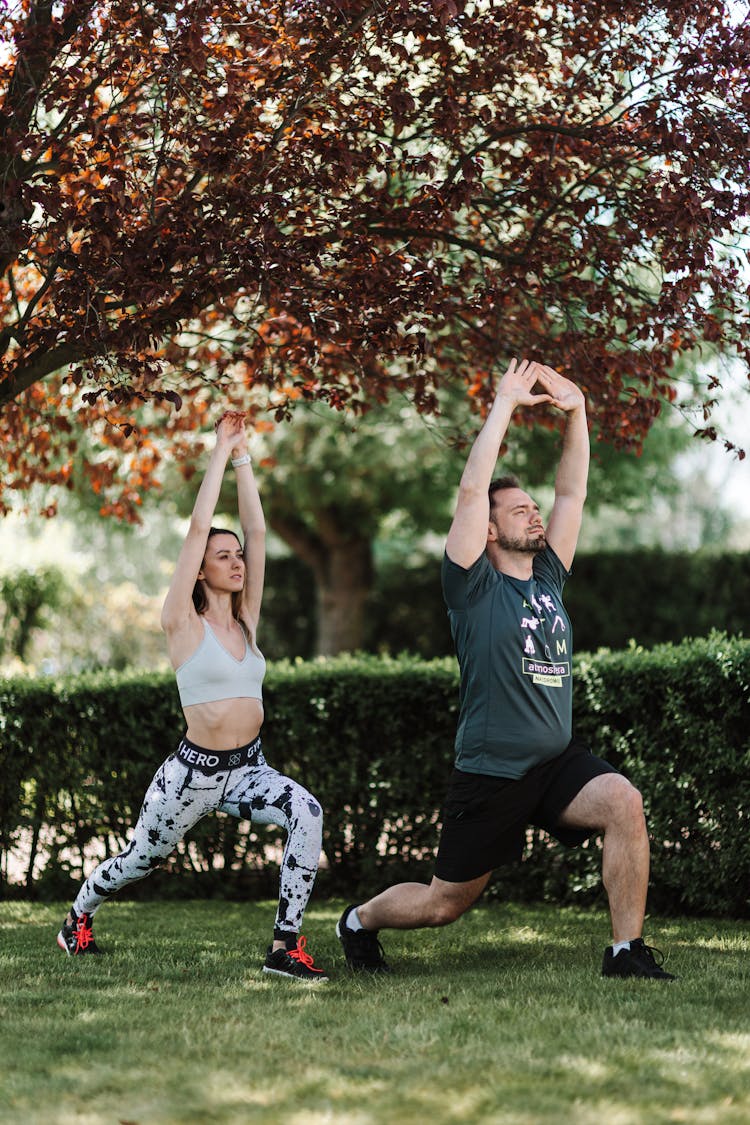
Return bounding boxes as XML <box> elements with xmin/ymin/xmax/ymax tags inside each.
<box><xmin>336</xmin><ymin>873</ymin><xmax>492</xmax><ymax>970</ymax></box>
<box><xmin>557</xmin><ymin>773</ymin><xmax>649</xmax><ymax>942</ymax></box>
<box><xmin>358</xmin><ymin>872</ymin><xmax>493</xmax><ymax>930</ymax></box>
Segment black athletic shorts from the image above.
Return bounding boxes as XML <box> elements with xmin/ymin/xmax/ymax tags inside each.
<box><xmin>434</xmin><ymin>735</ymin><xmax>620</xmax><ymax>883</ymax></box>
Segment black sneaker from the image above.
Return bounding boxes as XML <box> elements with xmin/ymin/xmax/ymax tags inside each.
<box><xmin>57</xmin><ymin>910</ymin><xmax>103</xmax><ymax>956</ymax></box>
<box><xmin>602</xmin><ymin>938</ymin><xmax>676</xmax><ymax>980</ymax></box>
<box><xmin>262</xmin><ymin>935</ymin><xmax>328</xmax><ymax>983</ymax></box>
<box><xmin>336</xmin><ymin>905</ymin><xmax>390</xmax><ymax>972</ymax></box>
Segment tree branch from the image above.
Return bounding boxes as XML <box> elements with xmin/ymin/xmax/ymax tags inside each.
<box><xmin>0</xmin><ymin>341</ymin><xmax>89</xmax><ymax>404</ymax></box>
<box><xmin>1</xmin><ymin>0</ymin><xmax>97</xmax><ymax>154</ymax></box>
<box><xmin>266</xmin><ymin>512</ymin><xmax>326</xmax><ymax>576</ymax></box>
<box><xmin>0</xmin><ymin>0</ymin><xmax>97</xmax><ymax>273</ymax></box>
<box><xmin>0</xmin><ymin>267</ymin><xmax>257</xmax><ymax>407</ymax></box>
<box><xmin>355</xmin><ymin>223</ymin><xmax>523</xmax><ymax>266</ymax></box>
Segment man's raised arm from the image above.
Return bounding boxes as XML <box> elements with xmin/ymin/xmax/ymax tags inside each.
<box><xmin>536</xmin><ymin>366</ymin><xmax>589</xmax><ymax>572</ymax></box>
<box><xmin>445</xmin><ymin>358</ymin><xmax>549</xmax><ymax>568</ymax></box>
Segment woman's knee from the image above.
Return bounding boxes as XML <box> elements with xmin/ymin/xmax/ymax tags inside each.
<box><xmin>291</xmin><ymin>788</ymin><xmax>323</xmax><ymax>829</ymax></box>
<box><xmin>284</xmin><ymin>789</ymin><xmax>323</xmax><ymax>855</ymax></box>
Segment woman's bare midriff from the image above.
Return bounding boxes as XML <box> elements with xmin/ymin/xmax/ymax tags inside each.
<box><xmin>183</xmin><ymin>697</ymin><xmax>264</xmax><ymax>751</ymax></box>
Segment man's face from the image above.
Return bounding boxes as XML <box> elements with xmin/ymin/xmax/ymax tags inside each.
<box><xmin>489</xmin><ymin>487</ymin><xmax>546</xmax><ymax>553</ymax></box>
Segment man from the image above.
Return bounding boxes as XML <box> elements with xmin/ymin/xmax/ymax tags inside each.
<box><xmin>336</xmin><ymin>357</ymin><xmax>675</xmax><ymax>980</ymax></box>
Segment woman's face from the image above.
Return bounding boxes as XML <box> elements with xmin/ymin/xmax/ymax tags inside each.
<box><xmin>198</xmin><ymin>533</ymin><xmax>245</xmax><ymax>593</ymax></box>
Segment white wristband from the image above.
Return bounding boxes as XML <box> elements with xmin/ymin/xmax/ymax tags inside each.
<box><xmin>231</xmin><ymin>454</ymin><xmax>251</xmax><ymax>468</ymax></box>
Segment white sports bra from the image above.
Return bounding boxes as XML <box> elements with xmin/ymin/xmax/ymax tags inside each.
<box><xmin>175</xmin><ymin>618</ymin><xmax>266</xmax><ymax>707</ymax></box>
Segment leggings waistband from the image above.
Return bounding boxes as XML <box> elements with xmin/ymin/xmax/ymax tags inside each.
<box><xmin>175</xmin><ymin>734</ymin><xmax>262</xmax><ymax>775</ymax></box>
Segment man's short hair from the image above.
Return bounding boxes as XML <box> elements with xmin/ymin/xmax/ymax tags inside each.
<box><xmin>489</xmin><ymin>475</ymin><xmax>521</xmax><ymax>506</ymax></box>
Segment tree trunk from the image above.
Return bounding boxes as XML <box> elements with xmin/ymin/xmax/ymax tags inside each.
<box><xmin>267</xmin><ymin>511</ymin><xmax>374</xmax><ymax>656</ymax></box>
<box><xmin>314</xmin><ymin>537</ymin><xmax>373</xmax><ymax>656</ymax></box>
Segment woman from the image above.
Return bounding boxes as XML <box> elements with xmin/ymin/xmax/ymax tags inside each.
<box><xmin>57</xmin><ymin>411</ymin><xmax>328</xmax><ymax>982</ymax></box>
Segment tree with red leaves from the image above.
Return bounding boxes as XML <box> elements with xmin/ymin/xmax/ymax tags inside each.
<box><xmin>1</xmin><ymin>0</ymin><xmax>748</xmax><ymax>527</ymax></box>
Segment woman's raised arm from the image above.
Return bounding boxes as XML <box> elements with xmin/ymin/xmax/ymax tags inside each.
<box><xmin>232</xmin><ymin>420</ymin><xmax>266</xmax><ymax>634</ymax></box>
<box><xmin>160</xmin><ymin>413</ymin><xmax>245</xmax><ymax>635</ymax></box>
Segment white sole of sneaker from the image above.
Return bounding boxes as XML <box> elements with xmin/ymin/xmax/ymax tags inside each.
<box><xmin>262</xmin><ymin>966</ymin><xmax>329</xmax><ymax>984</ymax></box>
<box><xmin>56</xmin><ymin>931</ymin><xmax>71</xmax><ymax>955</ymax></box>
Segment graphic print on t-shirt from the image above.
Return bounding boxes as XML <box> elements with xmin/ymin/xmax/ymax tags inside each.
<box><xmin>519</xmin><ymin>586</ymin><xmax>571</xmax><ymax>688</ymax></box>
<box><xmin>441</xmin><ymin>548</ymin><xmax>574</xmax><ymax>776</ymax></box>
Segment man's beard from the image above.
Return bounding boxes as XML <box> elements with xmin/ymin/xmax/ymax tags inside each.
<box><xmin>496</xmin><ymin>529</ymin><xmax>547</xmax><ymax>553</ymax></box>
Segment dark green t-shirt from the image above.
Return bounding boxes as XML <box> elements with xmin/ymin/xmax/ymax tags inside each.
<box><xmin>441</xmin><ymin>547</ymin><xmax>573</xmax><ymax>779</ymax></box>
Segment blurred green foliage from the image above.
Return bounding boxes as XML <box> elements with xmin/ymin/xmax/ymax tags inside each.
<box><xmin>0</xmin><ymin>569</ymin><xmax>65</xmax><ymax>663</ymax></box>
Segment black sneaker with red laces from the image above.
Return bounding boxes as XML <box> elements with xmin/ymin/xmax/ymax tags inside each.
<box><xmin>262</xmin><ymin>935</ymin><xmax>329</xmax><ymax>983</ymax></box>
<box><xmin>57</xmin><ymin>909</ymin><xmax>103</xmax><ymax>956</ymax></box>
<box><xmin>602</xmin><ymin>938</ymin><xmax>676</xmax><ymax>980</ymax></box>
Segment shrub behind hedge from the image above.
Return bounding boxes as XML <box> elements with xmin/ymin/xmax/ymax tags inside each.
<box><xmin>262</xmin><ymin>550</ymin><xmax>750</xmax><ymax>658</ymax></box>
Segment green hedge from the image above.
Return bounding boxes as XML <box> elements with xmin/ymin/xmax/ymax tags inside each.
<box><xmin>1</xmin><ymin>636</ymin><xmax>749</xmax><ymax>917</ymax></box>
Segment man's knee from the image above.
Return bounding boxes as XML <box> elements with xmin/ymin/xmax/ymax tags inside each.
<box><xmin>425</xmin><ymin>889</ymin><xmax>477</xmax><ymax>927</ymax></box>
<box><xmin>425</xmin><ymin>901</ymin><xmax>462</xmax><ymax>927</ymax></box>
<box><xmin>607</xmin><ymin>776</ymin><xmax>646</xmax><ymax>830</ymax></box>
<box><xmin>621</xmin><ymin>778</ymin><xmax>644</xmax><ymax>816</ymax></box>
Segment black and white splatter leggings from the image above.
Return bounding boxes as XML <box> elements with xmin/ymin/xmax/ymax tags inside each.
<box><xmin>72</xmin><ymin>735</ymin><xmax>323</xmax><ymax>940</ymax></box>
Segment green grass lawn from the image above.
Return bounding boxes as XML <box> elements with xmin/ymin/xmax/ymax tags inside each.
<box><xmin>1</xmin><ymin>899</ymin><xmax>748</xmax><ymax>1124</ymax></box>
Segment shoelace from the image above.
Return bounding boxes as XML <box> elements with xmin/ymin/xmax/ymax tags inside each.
<box><xmin>351</xmin><ymin>929</ymin><xmax>387</xmax><ymax>964</ymax></box>
<box><xmin>73</xmin><ymin>914</ymin><xmax>95</xmax><ymax>952</ymax></box>
<box><xmin>639</xmin><ymin>942</ymin><xmax>666</xmax><ymax>967</ymax></box>
<box><xmin>288</xmin><ymin>935</ymin><xmax>322</xmax><ymax>972</ymax></box>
